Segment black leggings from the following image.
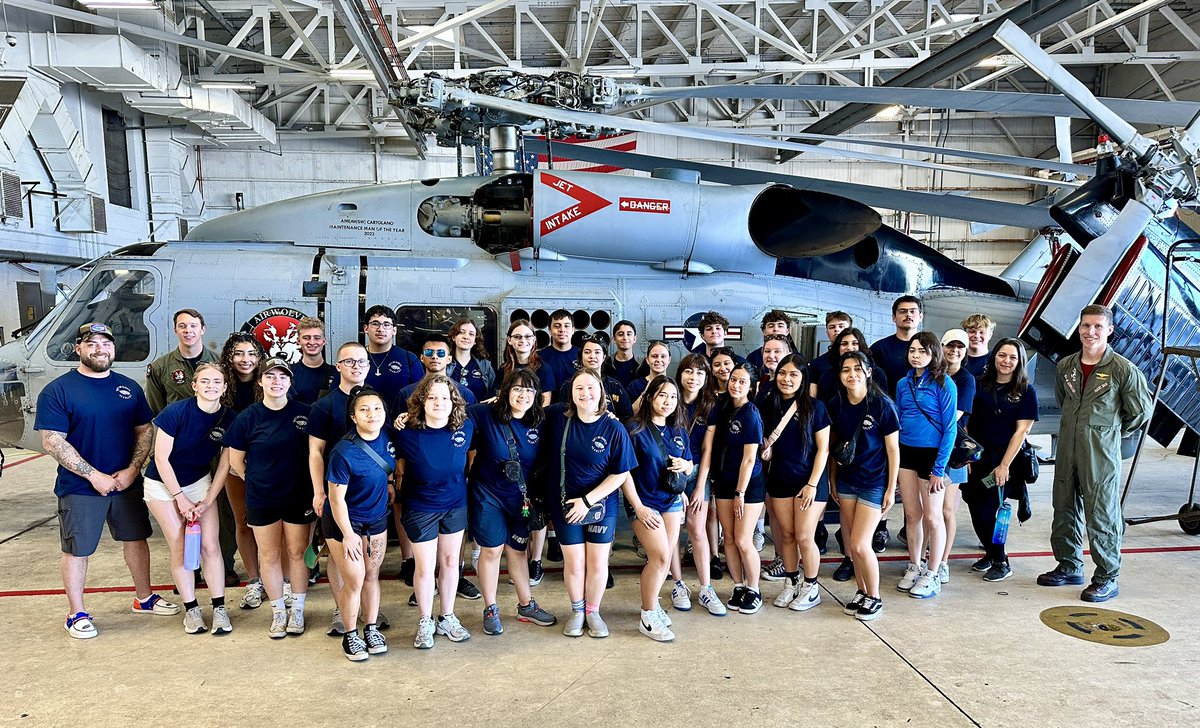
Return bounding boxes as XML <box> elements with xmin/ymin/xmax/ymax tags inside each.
<box><xmin>963</xmin><ymin>482</ymin><xmax>1007</xmax><ymax>563</ymax></box>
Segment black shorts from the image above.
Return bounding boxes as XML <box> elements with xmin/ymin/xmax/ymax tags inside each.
<box><xmin>321</xmin><ymin>510</ymin><xmax>389</xmax><ymax>542</ymax></box>
<box><xmin>712</xmin><ymin>473</ymin><xmax>766</xmax><ymax>504</ymax></box>
<box><xmin>899</xmin><ymin>444</ymin><xmax>939</xmax><ymax>480</ymax></box>
<box><xmin>246</xmin><ymin>499</ymin><xmax>316</xmax><ymax>527</ymax></box>
<box><xmin>766</xmin><ymin>471</ymin><xmax>830</xmax><ymax>502</ymax></box>
<box><xmin>401</xmin><ymin>506</ymin><xmax>468</xmax><ymax>543</ymax></box>
<box><xmin>58</xmin><ymin>490</ymin><xmax>153</xmax><ymax>557</ymax></box>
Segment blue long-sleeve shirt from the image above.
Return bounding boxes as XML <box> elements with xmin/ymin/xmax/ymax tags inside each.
<box><xmin>896</xmin><ymin>371</ymin><xmax>958</xmax><ymax>477</ymax></box>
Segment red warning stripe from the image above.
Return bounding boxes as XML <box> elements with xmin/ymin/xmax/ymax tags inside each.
<box><xmin>3</xmin><ymin>453</ymin><xmax>45</xmax><ymax>469</ymax></box>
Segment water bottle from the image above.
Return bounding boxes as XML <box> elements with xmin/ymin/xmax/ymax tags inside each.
<box><xmin>992</xmin><ymin>502</ymin><xmax>1012</xmax><ymax>545</ymax></box>
<box><xmin>183</xmin><ymin>519</ymin><xmax>202</xmax><ymax>570</ymax></box>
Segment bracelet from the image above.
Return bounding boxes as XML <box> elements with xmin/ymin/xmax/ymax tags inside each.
<box><xmin>581</xmin><ymin>494</ymin><xmax>592</xmax><ymax>509</ymax></box>
<box><xmin>171</xmin><ymin>491</ymin><xmax>183</xmax><ymax>497</ymax></box>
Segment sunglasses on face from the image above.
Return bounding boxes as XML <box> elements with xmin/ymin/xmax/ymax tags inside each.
<box><xmin>423</xmin><ymin>348</ymin><xmax>449</xmax><ymax>358</ymax></box>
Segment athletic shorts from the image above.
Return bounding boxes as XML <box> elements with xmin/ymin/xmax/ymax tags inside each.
<box><xmin>712</xmin><ymin>473</ymin><xmax>766</xmax><ymax>504</ymax></box>
<box><xmin>401</xmin><ymin>506</ymin><xmax>468</xmax><ymax>543</ymax></box>
<box><xmin>143</xmin><ymin>475</ymin><xmax>210</xmax><ymax>503</ymax></box>
<box><xmin>246</xmin><ymin>499</ymin><xmax>316</xmax><ymax>528</ymax></box>
<box><xmin>835</xmin><ymin>477</ymin><xmax>885</xmax><ymax>509</ymax></box>
<box><xmin>767</xmin><ymin>471</ymin><xmax>830</xmax><ymax>502</ymax></box>
<box><xmin>899</xmin><ymin>444</ymin><xmax>939</xmax><ymax>480</ymax></box>
<box><xmin>58</xmin><ymin>489</ymin><xmax>152</xmax><ymax>557</ymax></box>
<box><xmin>321</xmin><ymin>509</ymin><xmax>389</xmax><ymax>542</ymax></box>
<box><xmin>550</xmin><ymin>493</ymin><xmax>618</xmax><ymax>545</ymax></box>
<box><xmin>469</xmin><ymin>488</ymin><xmax>530</xmax><ymax>550</ymax></box>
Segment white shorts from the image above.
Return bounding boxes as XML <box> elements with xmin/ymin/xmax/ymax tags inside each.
<box><xmin>143</xmin><ymin>475</ymin><xmax>211</xmax><ymax>503</ymax></box>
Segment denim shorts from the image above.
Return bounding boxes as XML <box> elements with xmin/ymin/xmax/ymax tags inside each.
<box><xmin>835</xmin><ymin>476</ymin><xmax>885</xmax><ymax>509</ymax></box>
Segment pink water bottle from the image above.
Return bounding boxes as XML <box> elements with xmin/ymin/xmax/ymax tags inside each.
<box><xmin>184</xmin><ymin>519</ymin><xmax>202</xmax><ymax>570</ymax></box>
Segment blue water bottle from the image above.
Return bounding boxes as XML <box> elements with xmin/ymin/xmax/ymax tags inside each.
<box><xmin>992</xmin><ymin>503</ymin><xmax>1012</xmax><ymax>545</ymax></box>
<box><xmin>184</xmin><ymin>519</ymin><xmax>202</xmax><ymax>570</ymax></box>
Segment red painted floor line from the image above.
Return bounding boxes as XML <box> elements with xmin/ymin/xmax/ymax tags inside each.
<box><xmin>2</xmin><ymin>543</ymin><xmax>1198</xmax><ymax>599</ymax></box>
<box><xmin>3</xmin><ymin>453</ymin><xmax>45</xmax><ymax>469</ymax></box>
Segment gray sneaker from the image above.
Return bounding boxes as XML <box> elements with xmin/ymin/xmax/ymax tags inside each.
<box><xmin>563</xmin><ymin>610</ymin><xmax>585</xmax><ymax>637</ymax></box>
<box><xmin>752</xmin><ymin>529</ymin><xmax>766</xmax><ymax>552</ymax></box>
<box><xmin>937</xmin><ymin>561</ymin><xmax>950</xmax><ymax>584</ymax></box>
<box><xmin>240</xmin><ymin>578</ymin><xmax>265</xmax><ymax>610</ymax></box>
<box><xmin>414</xmin><ymin>616</ymin><xmax>435</xmax><ymax>649</ymax></box>
<box><xmin>268</xmin><ymin>610</ymin><xmax>287</xmax><ymax>639</ymax></box>
<box><xmin>516</xmin><ymin>599</ymin><xmax>557</xmax><ymax>626</ymax></box>
<box><xmin>483</xmin><ymin>604</ymin><xmax>503</xmax><ymax>635</ymax></box>
<box><xmin>585</xmin><ymin>611</ymin><xmax>609</xmax><ymax>638</ymax></box>
<box><xmin>183</xmin><ymin>606</ymin><xmax>207</xmax><ymax>634</ymax></box>
<box><xmin>211</xmin><ymin>605</ymin><xmax>232</xmax><ymax>634</ymax></box>
<box><xmin>327</xmin><ymin>606</ymin><xmax>346</xmax><ymax>637</ymax></box>
<box><xmin>436</xmin><ymin>613</ymin><xmax>471</xmax><ymax>642</ymax></box>
<box><xmin>286</xmin><ymin>608</ymin><xmax>306</xmax><ymax>635</ymax></box>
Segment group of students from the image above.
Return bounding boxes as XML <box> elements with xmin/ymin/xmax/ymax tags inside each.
<box><xmin>74</xmin><ymin>299</ymin><xmax>1044</xmax><ymax>662</ymax></box>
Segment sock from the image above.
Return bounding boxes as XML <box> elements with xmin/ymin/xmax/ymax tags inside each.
<box><xmin>270</xmin><ymin>597</ymin><xmax>286</xmax><ymax>613</ymax></box>
<box><xmin>137</xmin><ymin>595</ymin><xmax>154</xmax><ymax>606</ymax></box>
<box><xmin>211</xmin><ymin>596</ymin><xmax>225</xmax><ymax>608</ymax></box>
<box><xmin>584</xmin><ymin>602</ymin><xmax>598</xmax><ymax>615</ymax></box>
<box><xmin>571</xmin><ymin>599</ymin><xmax>585</xmax><ymax>613</ymax></box>
<box><xmin>786</xmin><ymin>570</ymin><xmax>800</xmax><ymax>581</ymax></box>
<box><xmin>184</xmin><ymin>600</ymin><xmax>199</xmax><ymax>610</ymax></box>
<box><xmin>734</xmin><ymin>582</ymin><xmax>745</xmax><ymax>589</ymax></box>
<box><xmin>292</xmin><ymin>593</ymin><xmax>306</xmax><ymax>610</ymax></box>
<box><xmin>803</xmin><ymin>577</ymin><xmax>817</xmax><ymax>587</ymax></box>
<box><xmin>283</xmin><ymin>577</ymin><xmax>291</xmax><ymax>585</ymax></box>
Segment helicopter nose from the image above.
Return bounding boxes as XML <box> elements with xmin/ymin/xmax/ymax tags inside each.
<box><xmin>0</xmin><ymin>357</ymin><xmax>26</xmax><ymax>449</ymax></box>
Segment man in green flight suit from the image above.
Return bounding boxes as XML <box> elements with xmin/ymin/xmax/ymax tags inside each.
<box><xmin>1038</xmin><ymin>304</ymin><xmax>1151</xmax><ymax>602</ymax></box>
<box><xmin>145</xmin><ymin>308</ymin><xmax>219</xmax><ymax>413</ymax></box>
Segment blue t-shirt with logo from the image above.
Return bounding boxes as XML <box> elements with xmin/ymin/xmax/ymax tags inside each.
<box><xmin>325</xmin><ymin>434</ymin><xmax>393</xmax><ymax>524</ymax></box>
<box><xmin>827</xmin><ymin>394</ymin><xmax>900</xmax><ymax>490</ymax></box>
<box><xmin>306</xmin><ymin>387</ymin><xmax>351</xmax><ymax>444</ymax></box>
<box><xmin>539</xmin><ymin>346</ymin><xmax>580</xmax><ymax>402</ymax></box>
<box><xmin>364</xmin><ymin>347</ymin><xmax>423</xmax><ymax>407</ymax></box>
<box><xmin>392</xmin><ymin>419</ymin><xmax>475</xmax><ymax>512</ymax></box>
<box><xmin>35</xmin><ymin>370</ymin><xmax>155</xmax><ymax>497</ymax></box>
<box><xmin>761</xmin><ymin>397</ymin><xmax>831</xmax><ymax>489</ymax></box>
<box><xmin>291</xmin><ymin>361</ymin><xmax>336</xmax><ymax>406</ymax></box>
<box><xmin>965</xmin><ymin>353</ymin><xmax>990</xmax><ymax>378</ymax></box>
<box><xmin>682</xmin><ymin>398</ymin><xmax>714</xmax><ymax>465</ymax></box>
<box><xmin>538</xmin><ymin>404</ymin><xmax>637</xmax><ymax>503</ymax></box>
<box><xmin>223</xmin><ymin>399</ymin><xmax>312</xmax><ymax>509</ymax></box>
<box><xmin>468</xmin><ymin>403</ymin><xmax>541</xmax><ymax>505</ymax></box>
<box><xmin>558</xmin><ymin>375</ymin><xmax>632</xmax><ymax>420</ymax></box>
<box><xmin>627</xmin><ymin>422</ymin><xmax>691</xmax><ymax>512</ymax></box>
<box><xmin>611</xmin><ymin>358</ymin><xmax>639</xmax><ymax>388</ymax></box>
<box><xmin>146</xmin><ymin>398</ymin><xmax>236</xmax><ymax>485</ymax></box>
<box><xmin>711</xmin><ymin>400</ymin><xmax>765</xmax><ymax>482</ymax></box>
<box><xmin>447</xmin><ymin>358</ymin><xmax>492</xmax><ymax>402</ymax></box>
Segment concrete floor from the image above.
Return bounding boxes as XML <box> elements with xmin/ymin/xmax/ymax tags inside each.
<box><xmin>1</xmin><ymin>441</ymin><xmax>1198</xmax><ymax>727</ymax></box>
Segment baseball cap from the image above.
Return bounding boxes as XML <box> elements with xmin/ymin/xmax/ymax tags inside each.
<box><xmin>941</xmin><ymin>328</ymin><xmax>969</xmax><ymax>347</ymax></box>
<box><xmin>261</xmin><ymin>357</ymin><xmax>293</xmax><ymax>377</ymax></box>
<box><xmin>76</xmin><ymin>322</ymin><xmax>115</xmax><ymax>343</ymax></box>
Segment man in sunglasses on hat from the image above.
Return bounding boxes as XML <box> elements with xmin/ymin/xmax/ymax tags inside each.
<box><xmin>36</xmin><ymin>323</ymin><xmax>180</xmax><ymax>639</ymax></box>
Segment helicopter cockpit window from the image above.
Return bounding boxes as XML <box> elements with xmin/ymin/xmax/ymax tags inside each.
<box><xmin>393</xmin><ymin>306</ymin><xmax>499</xmax><ymax>366</ymax></box>
<box><xmin>47</xmin><ymin>269</ymin><xmax>155</xmax><ymax>363</ymax></box>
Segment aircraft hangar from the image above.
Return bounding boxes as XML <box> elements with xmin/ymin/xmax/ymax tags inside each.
<box><xmin>0</xmin><ymin>1</ymin><xmax>1199</xmax><ymax>726</ymax></box>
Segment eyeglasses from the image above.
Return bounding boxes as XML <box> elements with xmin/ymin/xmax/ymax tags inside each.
<box><xmin>509</xmin><ymin>334</ymin><xmax>535</xmax><ymax>341</ymax></box>
<box><xmin>511</xmin><ymin>386</ymin><xmax>537</xmax><ymax>395</ymax></box>
<box><xmin>337</xmin><ymin>358</ymin><xmax>369</xmax><ymax>368</ymax></box>
<box><xmin>423</xmin><ymin>348</ymin><xmax>449</xmax><ymax>358</ymax></box>
<box><xmin>366</xmin><ymin>321</ymin><xmax>395</xmax><ymax>330</ymax></box>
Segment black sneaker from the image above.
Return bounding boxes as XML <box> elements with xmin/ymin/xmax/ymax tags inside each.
<box><xmin>363</xmin><ymin>624</ymin><xmax>388</xmax><ymax>654</ymax></box>
<box><xmin>710</xmin><ymin>558</ymin><xmax>724</xmax><ymax>581</ymax></box>
<box><xmin>529</xmin><ymin>560</ymin><xmax>544</xmax><ymax>587</ymax></box>
<box><xmin>457</xmin><ymin>576</ymin><xmax>481</xmax><ymax>600</ymax></box>
<box><xmin>342</xmin><ymin>631</ymin><xmax>369</xmax><ymax>662</ymax></box>
<box><xmin>606</xmin><ymin>572</ymin><xmax>614</xmax><ymax>589</ymax></box>
<box><xmin>872</xmin><ymin>525</ymin><xmax>889</xmax><ymax>553</ymax></box>
<box><xmin>728</xmin><ymin>585</ymin><xmax>747</xmax><ymax>612</ymax></box>
<box><xmin>983</xmin><ymin>561</ymin><xmax>1012</xmax><ymax>582</ymax></box>
<box><xmin>224</xmin><ymin>571</ymin><xmax>243</xmax><ymax>588</ymax></box>
<box><xmin>971</xmin><ymin>556</ymin><xmax>993</xmax><ymax>572</ymax></box>
<box><xmin>308</xmin><ymin>564</ymin><xmax>320</xmax><ymax>585</ymax></box>
<box><xmin>407</xmin><ymin>585</ymin><xmax>436</xmax><ymax>607</ymax></box>
<box><xmin>399</xmin><ymin>558</ymin><xmax>415</xmax><ymax>587</ymax></box>
<box><xmin>843</xmin><ymin>590</ymin><xmax>866</xmax><ymax>615</ymax></box>
<box><xmin>739</xmin><ymin>589</ymin><xmax>762</xmax><ymax>615</ymax></box>
<box><xmin>1037</xmin><ymin>565</ymin><xmax>1086</xmax><ymax>587</ymax></box>
<box><xmin>897</xmin><ymin>525</ymin><xmax>908</xmax><ymax>549</ymax></box>
<box><xmin>546</xmin><ymin>535</ymin><xmax>563</xmax><ymax>562</ymax></box>
<box><xmin>1081</xmin><ymin>579</ymin><xmax>1119</xmax><ymax>603</ymax></box>
<box><xmin>856</xmin><ymin>596</ymin><xmax>883</xmax><ymax>621</ymax></box>
<box><xmin>833</xmin><ymin>556</ymin><xmax>855</xmax><ymax>582</ymax></box>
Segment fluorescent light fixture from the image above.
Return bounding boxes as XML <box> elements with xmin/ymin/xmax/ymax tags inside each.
<box><xmin>976</xmin><ymin>56</ymin><xmax>1009</xmax><ymax>68</ymax></box>
<box><xmin>198</xmin><ymin>81</ymin><xmax>257</xmax><ymax>90</ymax></box>
<box><xmin>79</xmin><ymin>0</ymin><xmax>158</xmax><ymax>8</ymax></box>
<box><xmin>873</xmin><ymin>105</ymin><xmax>903</xmax><ymax>121</ymax></box>
<box><xmin>329</xmin><ymin>68</ymin><xmax>378</xmax><ymax>81</ymax></box>
<box><xmin>409</xmin><ymin>25</ymin><xmax>456</xmax><ymax>46</ymax></box>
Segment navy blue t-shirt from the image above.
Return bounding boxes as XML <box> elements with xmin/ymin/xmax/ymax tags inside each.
<box><xmin>870</xmin><ymin>334</ymin><xmax>912</xmax><ymax>398</ymax></box>
<box><xmin>710</xmin><ymin>400</ymin><xmax>765</xmax><ymax>482</ymax></box>
<box><xmin>538</xmin><ymin>404</ymin><xmax>637</xmax><ymax>502</ymax></box>
<box><xmin>35</xmin><ymin>370</ymin><xmax>155</xmax><ymax>498</ymax></box>
<box><xmin>364</xmin><ymin>347</ymin><xmax>423</xmax><ymax>407</ymax></box>
<box><xmin>817</xmin><ymin>364</ymin><xmax>888</xmax><ymax>405</ymax></box>
<box><xmin>627</xmin><ymin>422</ymin><xmax>691</xmax><ymax>512</ymax></box>
<box><xmin>325</xmin><ymin>434</ymin><xmax>393</xmax><ymax>524</ymax></box>
<box><xmin>146</xmin><ymin>398</ymin><xmax>236</xmax><ymax>485</ymax></box>
<box><xmin>968</xmin><ymin>382</ymin><xmax>1039</xmax><ymax>462</ymax></box>
<box><xmin>761</xmin><ymin>397</ymin><xmax>832</xmax><ymax>488</ymax></box>
<box><xmin>828</xmin><ymin>394</ymin><xmax>900</xmax><ymax>490</ymax></box>
<box><xmin>306</xmin><ymin>387</ymin><xmax>351</xmax><ymax>444</ymax></box>
<box><xmin>951</xmin><ymin>367</ymin><xmax>977</xmax><ymax>419</ymax></box>
<box><xmin>231</xmin><ymin>380</ymin><xmax>257</xmax><ymax>413</ymax></box>
<box><xmin>539</xmin><ymin>346</ymin><xmax>580</xmax><ymax>402</ymax></box>
<box><xmin>393</xmin><ymin>378</ymin><xmax>478</xmax><ymax>415</ymax></box>
<box><xmin>626</xmin><ymin>376</ymin><xmax>650</xmax><ymax>403</ymax></box>
<box><xmin>559</xmin><ymin>376</ymin><xmax>632</xmax><ymax>420</ymax></box>
<box><xmin>291</xmin><ymin>361</ymin><xmax>336</xmax><ymax>406</ymax></box>
<box><xmin>682</xmin><ymin>397</ymin><xmax>715</xmax><ymax>465</ymax></box>
<box><xmin>223</xmin><ymin>399</ymin><xmax>312</xmax><ymax>509</ymax></box>
<box><xmin>447</xmin><ymin>357</ymin><xmax>492</xmax><ymax>401</ymax></box>
<box><xmin>965</xmin><ymin>353</ymin><xmax>990</xmax><ymax>378</ymax></box>
<box><xmin>807</xmin><ymin>348</ymin><xmax>836</xmax><ymax>387</ymax></box>
<box><xmin>468</xmin><ymin>403</ymin><xmax>541</xmax><ymax>504</ymax></box>
<box><xmin>611</xmin><ymin>357</ymin><xmax>640</xmax><ymax>388</ymax></box>
<box><xmin>393</xmin><ymin>419</ymin><xmax>474</xmax><ymax>512</ymax></box>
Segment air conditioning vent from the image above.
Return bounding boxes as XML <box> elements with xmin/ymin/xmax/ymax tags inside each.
<box><xmin>1</xmin><ymin>171</ymin><xmax>22</xmax><ymax>219</ymax></box>
<box><xmin>90</xmin><ymin>194</ymin><xmax>106</xmax><ymax>233</ymax></box>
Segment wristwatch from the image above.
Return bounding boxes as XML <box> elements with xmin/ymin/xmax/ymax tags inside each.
<box><xmin>734</xmin><ymin>492</ymin><xmax>745</xmax><ymax>499</ymax></box>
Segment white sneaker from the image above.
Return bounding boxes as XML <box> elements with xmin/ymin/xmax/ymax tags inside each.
<box><xmin>239</xmin><ymin>578</ymin><xmax>265</xmax><ymax>610</ymax></box>
<box><xmin>639</xmin><ymin>609</ymin><xmax>675</xmax><ymax>642</ymax></box>
<box><xmin>283</xmin><ymin>581</ymin><xmax>294</xmax><ymax>609</ymax></box>
<box><xmin>654</xmin><ymin>603</ymin><xmax>673</xmax><ymax>627</ymax></box>
<box><xmin>671</xmin><ymin>580</ymin><xmax>692</xmax><ymax>611</ymax></box>
<box><xmin>789</xmin><ymin>580</ymin><xmax>821</xmax><ymax>612</ymax></box>
<box><xmin>585</xmin><ymin>611</ymin><xmax>609</xmax><ymax>638</ymax></box>
<box><xmin>773</xmin><ymin>578</ymin><xmax>799</xmax><ymax>608</ymax></box>
<box><xmin>268</xmin><ymin>610</ymin><xmax>287</xmax><ymax>639</ymax></box>
<box><xmin>937</xmin><ymin>561</ymin><xmax>950</xmax><ymax>584</ymax></box>
<box><xmin>563</xmin><ymin>610</ymin><xmax>585</xmax><ymax>637</ymax></box>
<box><xmin>909</xmin><ymin>570</ymin><xmax>942</xmax><ymax>599</ymax></box>
<box><xmin>752</xmin><ymin>529</ymin><xmax>765</xmax><ymax>552</ymax></box>
<box><xmin>286</xmin><ymin>608</ymin><xmax>305</xmax><ymax>635</ymax></box>
<box><xmin>470</xmin><ymin>547</ymin><xmax>481</xmax><ymax>574</ymax></box>
<box><xmin>183</xmin><ymin>606</ymin><xmax>208</xmax><ymax>634</ymax></box>
<box><xmin>897</xmin><ymin>561</ymin><xmax>923</xmax><ymax>592</ymax></box>
<box><xmin>436</xmin><ymin>613</ymin><xmax>471</xmax><ymax>642</ymax></box>
<box><xmin>327</xmin><ymin>606</ymin><xmax>345</xmax><ymax>636</ymax></box>
<box><xmin>698</xmin><ymin>585</ymin><xmax>728</xmax><ymax>616</ymax></box>
<box><xmin>414</xmin><ymin>616</ymin><xmax>435</xmax><ymax>649</ymax></box>
<box><xmin>211</xmin><ymin>605</ymin><xmax>233</xmax><ymax>634</ymax></box>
